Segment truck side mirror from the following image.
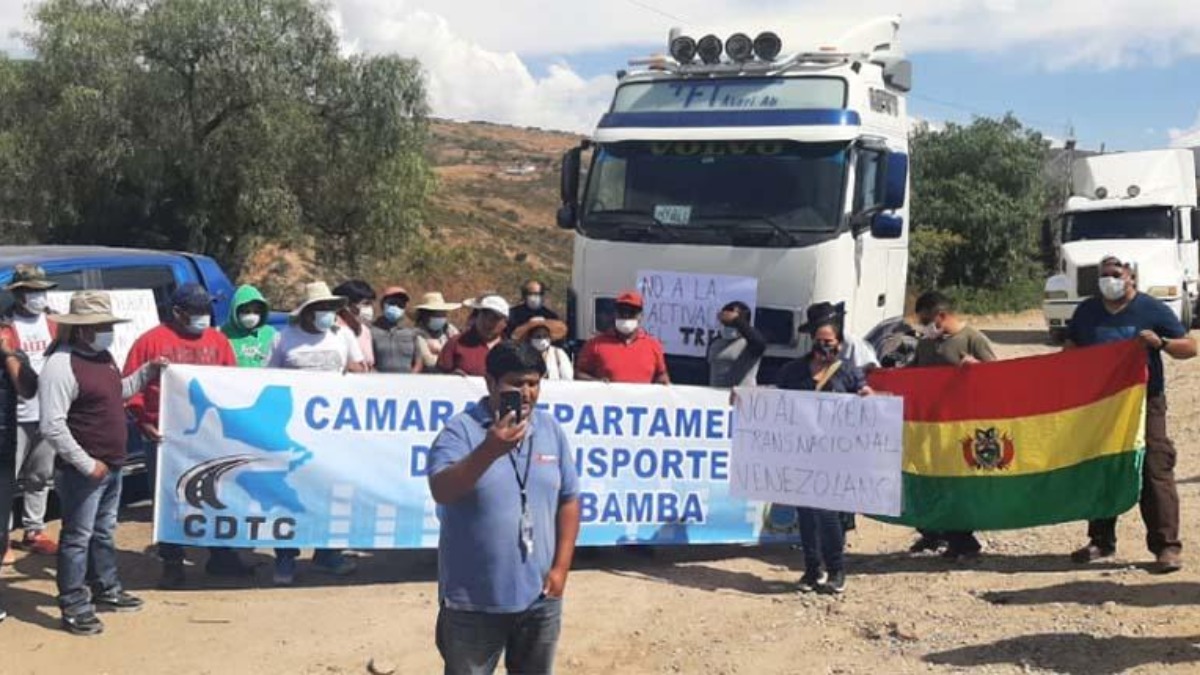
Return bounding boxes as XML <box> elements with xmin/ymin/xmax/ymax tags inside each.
<box><xmin>870</xmin><ymin>213</ymin><xmax>904</xmax><ymax>239</ymax></box>
<box><xmin>558</xmin><ymin>143</ymin><xmax>587</xmax><ymax>230</ymax></box>
<box><xmin>882</xmin><ymin>152</ymin><xmax>908</xmax><ymax>210</ymax></box>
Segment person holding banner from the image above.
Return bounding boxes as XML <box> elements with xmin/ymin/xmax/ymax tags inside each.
<box><xmin>776</xmin><ymin>312</ymin><xmax>873</xmax><ymax>594</ymax></box>
<box><xmin>438</xmin><ymin>294</ymin><xmax>509</xmax><ymax>377</ymax></box>
<box><xmin>124</xmin><ymin>283</ymin><xmax>253</xmax><ymax>589</ymax></box>
<box><xmin>414</xmin><ymin>292</ymin><xmax>462</xmax><ymax>370</ymax></box>
<box><xmin>576</xmin><ymin>290</ymin><xmax>670</xmax><ymax>385</ymax></box>
<box><xmin>39</xmin><ymin>291</ymin><xmax>165</xmax><ymax>635</ymax></box>
<box><xmin>334</xmin><ymin>280</ymin><xmax>379</xmax><ymax>372</ymax></box>
<box><xmin>429</xmin><ymin>341</ymin><xmax>581</xmax><ymax>674</ymax></box>
<box><xmin>371</xmin><ymin>286</ymin><xmax>422</xmax><ymax>374</ymax></box>
<box><xmin>220</xmin><ymin>285</ymin><xmax>277</xmax><ymax>368</ymax></box>
<box><xmin>512</xmin><ymin>317</ymin><xmax>573</xmax><ymax>381</ymax></box>
<box><xmin>1065</xmin><ymin>255</ymin><xmax>1197</xmax><ymax>573</ymax></box>
<box><xmin>1</xmin><ymin>291</ymin><xmax>39</xmax><ymax>620</ymax></box>
<box><xmin>269</xmin><ymin>281</ymin><xmax>366</xmax><ymax>584</ymax></box>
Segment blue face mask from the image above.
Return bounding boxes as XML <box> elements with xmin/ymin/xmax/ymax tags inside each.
<box><xmin>313</xmin><ymin>311</ymin><xmax>336</xmax><ymax>332</ymax></box>
<box><xmin>384</xmin><ymin>305</ymin><xmax>405</xmax><ymax>323</ymax></box>
<box><xmin>427</xmin><ymin>317</ymin><xmax>448</xmax><ymax>333</ymax></box>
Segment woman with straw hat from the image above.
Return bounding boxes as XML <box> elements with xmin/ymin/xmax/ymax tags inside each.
<box><xmin>413</xmin><ymin>292</ymin><xmax>461</xmax><ymax>370</ymax></box>
<box><xmin>512</xmin><ymin>317</ymin><xmax>573</xmax><ymax>381</ymax></box>
<box><xmin>38</xmin><ymin>291</ymin><xmax>166</xmax><ymax>635</ymax></box>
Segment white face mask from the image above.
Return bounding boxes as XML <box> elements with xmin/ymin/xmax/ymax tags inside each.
<box><xmin>358</xmin><ymin>305</ymin><xmax>375</xmax><ymax>323</ymax></box>
<box><xmin>427</xmin><ymin>317</ymin><xmax>448</xmax><ymax>333</ymax></box>
<box><xmin>720</xmin><ymin>325</ymin><xmax>740</xmax><ymax>340</ymax></box>
<box><xmin>239</xmin><ymin>312</ymin><xmax>262</xmax><ymax>330</ymax></box>
<box><xmin>920</xmin><ymin>322</ymin><xmax>942</xmax><ymax>340</ymax></box>
<box><xmin>615</xmin><ymin>318</ymin><xmax>639</xmax><ymax>336</ymax></box>
<box><xmin>23</xmin><ymin>291</ymin><xmax>49</xmax><ymax>313</ymax></box>
<box><xmin>313</xmin><ymin>311</ymin><xmax>337</xmax><ymax>332</ymax></box>
<box><xmin>531</xmin><ymin>338</ymin><xmax>551</xmax><ymax>352</ymax></box>
<box><xmin>187</xmin><ymin>315</ymin><xmax>212</xmax><ymax>334</ymax></box>
<box><xmin>1098</xmin><ymin>276</ymin><xmax>1127</xmax><ymax>301</ymax></box>
<box><xmin>526</xmin><ymin>294</ymin><xmax>543</xmax><ymax>310</ymax></box>
<box><xmin>88</xmin><ymin>330</ymin><xmax>115</xmax><ymax>353</ymax></box>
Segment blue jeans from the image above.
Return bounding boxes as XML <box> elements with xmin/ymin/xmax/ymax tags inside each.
<box><xmin>798</xmin><ymin>507</ymin><xmax>845</xmax><ymax>574</ymax></box>
<box><xmin>56</xmin><ymin>466</ymin><xmax>123</xmax><ymax>617</ymax></box>
<box><xmin>436</xmin><ymin>595</ymin><xmax>563</xmax><ymax>675</ymax></box>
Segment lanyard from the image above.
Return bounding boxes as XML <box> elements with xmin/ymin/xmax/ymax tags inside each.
<box><xmin>507</xmin><ymin>437</ymin><xmax>533</xmax><ymax>509</ymax></box>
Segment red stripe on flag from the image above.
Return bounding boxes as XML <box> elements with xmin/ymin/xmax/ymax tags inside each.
<box><xmin>867</xmin><ymin>339</ymin><xmax>1147</xmax><ymax>423</ymax></box>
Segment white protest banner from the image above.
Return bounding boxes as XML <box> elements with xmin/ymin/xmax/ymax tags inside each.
<box><xmin>155</xmin><ymin>366</ymin><xmax>800</xmax><ymax>549</ymax></box>
<box><xmin>636</xmin><ymin>270</ymin><xmax>757</xmax><ymax>358</ymax></box>
<box><xmin>48</xmin><ymin>289</ymin><xmax>161</xmax><ymax>369</ymax></box>
<box><xmin>729</xmin><ymin>387</ymin><xmax>904</xmax><ymax>516</ymax></box>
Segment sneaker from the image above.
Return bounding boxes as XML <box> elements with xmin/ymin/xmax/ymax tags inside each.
<box><xmin>820</xmin><ymin>570</ymin><xmax>847</xmax><ymax>595</ymax></box>
<box><xmin>0</xmin><ymin>606</ymin><xmax>7</xmax><ymax>623</ymax></box>
<box><xmin>1153</xmin><ymin>549</ymin><xmax>1183</xmax><ymax>575</ymax></box>
<box><xmin>61</xmin><ymin>611</ymin><xmax>105</xmax><ymax>637</ymax></box>
<box><xmin>797</xmin><ymin>569</ymin><xmax>827</xmax><ymax>594</ymax></box>
<box><xmin>1071</xmin><ymin>543</ymin><xmax>1116</xmax><ymax>564</ymax></box>
<box><xmin>159</xmin><ymin>561</ymin><xmax>186</xmax><ymax>590</ymax></box>
<box><xmin>273</xmin><ymin>557</ymin><xmax>297</xmax><ymax>586</ymax></box>
<box><xmin>18</xmin><ymin>531</ymin><xmax>58</xmax><ymax>556</ymax></box>
<box><xmin>312</xmin><ymin>552</ymin><xmax>358</xmax><ymax>576</ymax></box>
<box><xmin>93</xmin><ymin>590</ymin><xmax>144</xmax><ymax>613</ymax></box>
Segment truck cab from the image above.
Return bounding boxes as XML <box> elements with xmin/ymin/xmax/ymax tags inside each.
<box><xmin>557</xmin><ymin>17</ymin><xmax>912</xmax><ymax>384</ymax></box>
<box><xmin>1044</xmin><ymin>150</ymin><xmax>1198</xmax><ymax>340</ymax></box>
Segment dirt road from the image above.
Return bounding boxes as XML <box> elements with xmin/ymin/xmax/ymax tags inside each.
<box><xmin>4</xmin><ymin>313</ymin><xmax>1200</xmax><ymax>674</ymax></box>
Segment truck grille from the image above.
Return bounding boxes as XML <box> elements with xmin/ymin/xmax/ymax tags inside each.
<box><xmin>1075</xmin><ymin>265</ymin><xmax>1098</xmax><ymax>297</ymax></box>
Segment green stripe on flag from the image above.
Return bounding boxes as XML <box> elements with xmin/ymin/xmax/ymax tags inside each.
<box><xmin>873</xmin><ymin>449</ymin><xmax>1144</xmax><ymax>531</ymax></box>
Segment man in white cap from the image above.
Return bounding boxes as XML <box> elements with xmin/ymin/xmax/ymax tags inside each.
<box><xmin>268</xmin><ymin>281</ymin><xmax>366</xmax><ymax>585</ymax></box>
<box><xmin>38</xmin><ymin>291</ymin><xmax>165</xmax><ymax>636</ymax></box>
<box><xmin>437</xmin><ymin>293</ymin><xmax>509</xmax><ymax>377</ymax></box>
<box><xmin>5</xmin><ymin>264</ymin><xmax>60</xmax><ymax>557</ymax></box>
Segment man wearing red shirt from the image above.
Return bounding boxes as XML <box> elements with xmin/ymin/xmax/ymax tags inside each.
<box><xmin>123</xmin><ymin>283</ymin><xmax>251</xmax><ymax>588</ymax></box>
<box><xmin>576</xmin><ymin>290</ymin><xmax>670</xmax><ymax>385</ymax></box>
<box><xmin>437</xmin><ymin>294</ymin><xmax>508</xmax><ymax>377</ymax></box>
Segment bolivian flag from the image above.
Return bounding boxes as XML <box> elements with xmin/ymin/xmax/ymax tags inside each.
<box><xmin>867</xmin><ymin>340</ymin><xmax>1146</xmax><ymax>531</ymax></box>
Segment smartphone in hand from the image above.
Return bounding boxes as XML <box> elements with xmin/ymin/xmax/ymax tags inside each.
<box><xmin>498</xmin><ymin>390</ymin><xmax>523</xmax><ymax>424</ymax></box>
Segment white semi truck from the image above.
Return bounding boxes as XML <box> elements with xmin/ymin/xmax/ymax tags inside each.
<box><xmin>1043</xmin><ymin>149</ymin><xmax>1199</xmax><ymax>340</ymax></box>
<box><xmin>556</xmin><ymin>17</ymin><xmax>913</xmax><ymax>384</ymax></box>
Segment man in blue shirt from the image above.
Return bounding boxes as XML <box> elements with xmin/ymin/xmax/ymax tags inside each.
<box><xmin>1066</xmin><ymin>255</ymin><xmax>1197</xmax><ymax>573</ymax></box>
<box><xmin>429</xmin><ymin>341</ymin><xmax>581</xmax><ymax>675</ymax></box>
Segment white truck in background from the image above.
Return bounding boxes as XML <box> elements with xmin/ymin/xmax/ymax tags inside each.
<box><xmin>1043</xmin><ymin>149</ymin><xmax>1199</xmax><ymax>340</ymax></box>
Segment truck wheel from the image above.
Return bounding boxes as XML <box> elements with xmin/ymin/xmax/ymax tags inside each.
<box><xmin>1048</xmin><ymin>328</ymin><xmax>1068</xmax><ymax>345</ymax></box>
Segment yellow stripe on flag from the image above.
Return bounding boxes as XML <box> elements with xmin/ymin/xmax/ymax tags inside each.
<box><xmin>903</xmin><ymin>384</ymin><xmax>1146</xmax><ymax>478</ymax></box>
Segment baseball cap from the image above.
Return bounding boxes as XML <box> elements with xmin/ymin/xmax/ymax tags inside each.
<box><xmin>172</xmin><ymin>283</ymin><xmax>214</xmax><ymax>314</ymax></box>
<box><xmin>476</xmin><ymin>294</ymin><xmax>510</xmax><ymax>319</ymax></box>
<box><xmin>615</xmin><ymin>290</ymin><xmax>644</xmax><ymax>309</ymax></box>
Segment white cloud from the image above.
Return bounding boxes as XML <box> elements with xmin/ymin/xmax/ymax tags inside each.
<box><xmin>1169</xmin><ymin>111</ymin><xmax>1200</xmax><ymax>149</ymax></box>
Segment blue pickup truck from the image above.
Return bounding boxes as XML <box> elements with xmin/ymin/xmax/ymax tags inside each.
<box><xmin>1</xmin><ymin>245</ymin><xmax>273</xmax><ymax>476</ymax></box>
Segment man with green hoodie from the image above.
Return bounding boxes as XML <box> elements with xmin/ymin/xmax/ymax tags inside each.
<box><xmin>221</xmin><ymin>285</ymin><xmax>277</xmax><ymax>368</ymax></box>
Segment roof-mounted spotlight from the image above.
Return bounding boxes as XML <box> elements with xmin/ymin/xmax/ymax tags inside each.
<box><xmin>697</xmin><ymin>34</ymin><xmax>723</xmax><ymax>64</ymax></box>
<box><xmin>752</xmin><ymin>31</ymin><xmax>782</xmax><ymax>61</ymax></box>
<box><xmin>670</xmin><ymin>35</ymin><xmax>697</xmax><ymax>64</ymax></box>
<box><xmin>726</xmin><ymin>33</ymin><xmax>754</xmax><ymax>62</ymax></box>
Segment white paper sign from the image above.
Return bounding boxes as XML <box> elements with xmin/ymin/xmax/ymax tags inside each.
<box><xmin>636</xmin><ymin>270</ymin><xmax>757</xmax><ymax>358</ymax></box>
<box><xmin>653</xmin><ymin>204</ymin><xmax>693</xmax><ymax>225</ymax></box>
<box><xmin>729</xmin><ymin>387</ymin><xmax>904</xmax><ymax>516</ymax></box>
<box><xmin>48</xmin><ymin>289</ymin><xmax>162</xmax><ymax>370</ymax></box>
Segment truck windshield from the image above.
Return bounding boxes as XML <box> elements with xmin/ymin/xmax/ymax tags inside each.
<box><xmin>1063</xmin><ymin>207</ymin><xmax>1174</xmax><ymax>242</ymax></box>
<box><xmin>581</xmin><ymin>140</ymin><xmax>848</xmax><ymax>246</ymax></box>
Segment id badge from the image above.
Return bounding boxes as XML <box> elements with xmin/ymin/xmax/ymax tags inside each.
<box><xmin>519</xmin><ymin>505</ymin><xmax>535</xmax><ymax>558</ymax></box>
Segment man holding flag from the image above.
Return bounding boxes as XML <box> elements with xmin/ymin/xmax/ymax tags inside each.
<box><xmin>1065</xmin><ymin>255</ymin><xmax>1196</xmax><ymax>573</ymax></box>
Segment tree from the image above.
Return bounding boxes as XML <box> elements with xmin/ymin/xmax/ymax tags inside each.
<box><xmin>909</xmin><ymin>115</ymin><xmax>1050</xmax><ymax>294</ymax></box>
<box><xmin>4</xmin><ymin>0</ymin><xmax>431</xmax><ymax>272</ymax></box>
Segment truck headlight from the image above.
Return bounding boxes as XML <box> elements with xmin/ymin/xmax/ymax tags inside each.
<box><xmin>1147</xmin><ymin>286</ymin><xmax>1179</xmax><ymax>298</ymax></box>
<box><xmin>1044</xmin><ymin>290</ymin><xmax>1069</xmax><ymax>300</ymax></box>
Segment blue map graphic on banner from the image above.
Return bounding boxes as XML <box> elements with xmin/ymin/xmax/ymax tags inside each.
<box><xmin>184</xmin><ymin>379</ymin><xmax>308</xmax><ymax>513</ymax></box>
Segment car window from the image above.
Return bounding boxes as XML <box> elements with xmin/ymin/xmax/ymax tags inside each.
<box><xmin>45</xmin><ymin>270</ymin><xmax>86</xmax><ymax>291</ymax></box>
<box><xmin>100</xmin><ymin>266</ymin><xmax>179</xmax><ymax>322</ymax></box>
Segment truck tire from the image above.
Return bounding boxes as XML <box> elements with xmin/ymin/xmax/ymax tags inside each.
<box><xmin>1048</xmin><ymin>328</ymin><xmax>1068</xmax><ymax>345</ymax></box>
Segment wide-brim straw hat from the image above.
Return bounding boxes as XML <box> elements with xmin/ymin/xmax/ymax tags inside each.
<box><xmin>292</xmin><ymin>281</ymin><xmax>348</xmax><ymax>316</ymax></box>
<box><xmin>512</xmin><ymin>317</ymin><xmax>568</xmax><ymax>342</ymax></box>
<box><xmin>5</xmin><ymin>264</ymin><xmax>58</xmax><ymax>292</ymax></box>
<box><xmin>50</xmin><ymin>291</ymin><xmax>130</xmax><ymax>326</ymax></box>
<box><xmin>414</xmin><ymin>292</ymin><xmax>462</xmax><ymax>312</ymax></box>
